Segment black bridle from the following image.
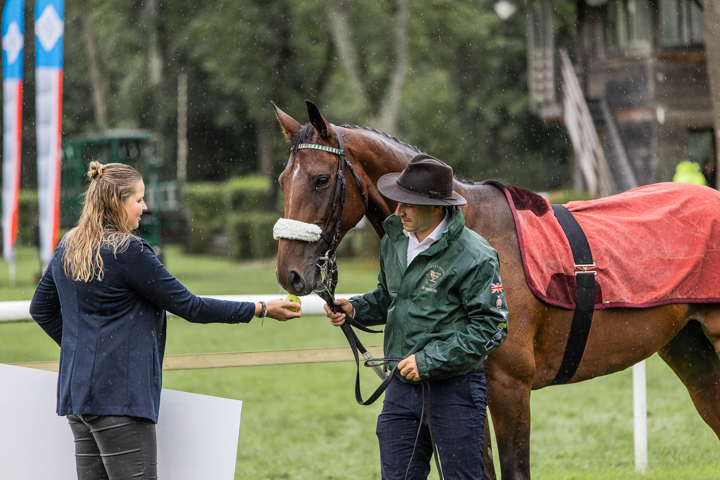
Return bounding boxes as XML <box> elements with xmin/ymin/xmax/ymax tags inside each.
<box><xmin>295</xmin><ymin>125</ymin><xmax>398</xmax><ymax>405</ymax></box>
<box><xmin>294</xmin><ymin>126</ymin><xmax>445</xmax><ymax>479</ymax></box>
<box><xmin>297</xmin><ymin>126</ymin><xmax>369</xmax><ymax>256</ymax></box>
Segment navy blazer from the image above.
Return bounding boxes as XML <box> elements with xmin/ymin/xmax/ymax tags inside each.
<box><xmin>29</xmin><ymin>236</ymin><xmax>255</xmax><ymax>422</ymax></box>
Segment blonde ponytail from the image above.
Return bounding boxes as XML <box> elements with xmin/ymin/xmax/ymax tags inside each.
<box><xmin>62</xmin><ymin>162</ymin><xmax>143</xmax><ymax>282</ymax></box>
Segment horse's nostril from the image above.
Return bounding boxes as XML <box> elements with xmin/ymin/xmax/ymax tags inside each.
<box><xmin>289</xmin><ymin>270</ymin><xmax>304</xmax><ymax>293</ymax></box>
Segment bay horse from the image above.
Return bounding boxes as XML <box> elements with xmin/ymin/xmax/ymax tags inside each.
<box><xmin>272</xmin><ymin>101</ymin><xmax>720</xmax><ymax>480</ymax></box>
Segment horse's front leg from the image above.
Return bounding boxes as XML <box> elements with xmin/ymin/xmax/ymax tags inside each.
<box><xmin>485</xmin><ymin>342</ymin><xmax>536</xmax><ymax>480</ymax></box>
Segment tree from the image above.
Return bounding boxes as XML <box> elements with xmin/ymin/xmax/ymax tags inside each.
<box><xmin>396</xmin><ymin>0</ymin><xmax>571</xmax><ymax>188</ymax></box>
<box><xmin>11</xmin><ymin>0</ymin><xmax>574</xmax><ymax>190</ymax></box>
<box><xmin>703</xmin><ymin>0</ymin><xmax>720</xmax><ymax>189</ymax></box>
<box><xmin>187</xmin><ymin>0</ymin><xmax>336</xmax><ymax>180</ymax></box>
<box><xmin>328</xmin><ymin>0</ymin><xmax>410</xmax><ymax>135</ymax></box>
<box><xmin>82</xmin><ymin>15</ymin><xmax>108</xmax><ymax>131</ymax></box>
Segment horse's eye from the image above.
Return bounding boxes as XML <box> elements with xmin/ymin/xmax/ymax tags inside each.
<box><xmin>315</xmin><ymin>176</ymin><xmax>330</xmax><ymax>188</ymax></box>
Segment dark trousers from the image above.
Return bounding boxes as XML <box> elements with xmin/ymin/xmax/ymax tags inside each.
<box><xmin>67</xmin><ymin>414</ymin><xmax>158</xmax><ymax>480</ymax></box>
<box><xmin>376</xmin><ymin>370</ymin><xmax>488</xmax><ymax>480</ymax></box>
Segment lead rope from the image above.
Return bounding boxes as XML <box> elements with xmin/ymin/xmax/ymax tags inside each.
<box><xmin>297</xmin><ymin>127</ymin><xmax>442</xmax><ymax>476</ymax></box>
<box><xmin>314</xmin><ymin>253</ymin><xmax>397</xmax><ymax>404</ymax></box>
<box><xmin>401</xmin><ymin>382</ymin><xmax>444</xmax><ymax>480</ymax></box>
<box><xmin>425</xmin><ymin>382</ymin><xmax>445</xmax><ymax>480</ymax></box>
<box><xmin>316</xmin><ymin>256</ymin><xmax>444</xmax><ymax>479</ymax></box>
<box><xmin>311</xmin><ymin>127</ymin><xmax>394</xmax><ymax>401</ymax></box>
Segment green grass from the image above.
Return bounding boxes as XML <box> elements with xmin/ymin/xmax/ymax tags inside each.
<box><xmin>0</xmin><ymin>247</ymin><xmax>46</xmax><ymax>300</ymax></box>
<box><xmin>528</xmin><ymin>362</ymin><xmax>719</xmax><ymax>480</ymax></box>
<box><xmin>1</xmin><ymin>246</ymin><xmax>718</xmax><ymax>479</ymax></box>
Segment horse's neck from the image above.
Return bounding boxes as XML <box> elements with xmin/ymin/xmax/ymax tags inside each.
<box><xmin>348</xmin><ymin>129</ymin><xmax>414</xmax><ymax>236</ymax></box>
<box><xmin>345</xmin><ymin>128</ymin><xmax>516</xmax><ymax>243</ymax></box>
<box><xmin>456</xmin><ymin>182</ymin><xmax>520</xmax><ymax>259</ymax></box>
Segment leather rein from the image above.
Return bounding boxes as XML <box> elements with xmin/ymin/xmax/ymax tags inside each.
<box><xmin>287</xmin><ymin>127</ymin><xmax>445</xmax><ymax>478</ymax></box>
<box><xmin>293</xmin><ymin>125</ymin><xmax>399</xmax><ymax>405</ymax></box>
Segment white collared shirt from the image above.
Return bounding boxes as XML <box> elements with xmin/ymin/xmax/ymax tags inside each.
<box><xmin>403</xmin><ymin>211</ymin><xmax>450</xmax><ymax>266</ymax></box>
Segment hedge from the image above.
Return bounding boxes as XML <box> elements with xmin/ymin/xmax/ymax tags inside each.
<box><xmin>183</xmin><ymin>176</ymin><xmax>282</xmax><ymax>257</ymax></box>
<box><xmin>183</xmin><ymin>182</ymin><xmax>226</xmax><ymax>225</ymax></box>
<box><xmin>227</xmin><ymin>211</ymin><xmax>282</xmax><ymax>260</ymax></box>
<box><xmin>183</xmin><ymin>182</ymin><xmax>231</xmax><ymax>254</ymax></box>
<box><xmin>226</xmin><ymin>175</ymin><xmax>273</xmax><ymax>212</ymax></box>
<box><xmin>4</xmin><ymin>178</ymin><xmax>374</xmax><ymax>261</ymax></box>
<box><xmin>18</xmin><ymin>190</ymin><xmax>39</xmax><ymax>247</ymax></box>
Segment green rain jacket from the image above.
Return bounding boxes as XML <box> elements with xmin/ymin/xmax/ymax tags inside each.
<box><xmin>349</xmin><ymin>207</ymin><xmax>508</xmax><ymax>382</ymax></box>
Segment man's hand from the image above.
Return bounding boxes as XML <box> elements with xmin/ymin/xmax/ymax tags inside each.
<box><xmin>324</xmin><ymin>298</ymin><xmax>355</xmax><ymax>326</ymax></box>
<box><xmin>398</xmin><ymin>354</ymin><xmax>420</xmax><ymax>381</ymax></box>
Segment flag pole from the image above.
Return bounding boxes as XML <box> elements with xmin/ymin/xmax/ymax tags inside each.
<box><xmin>2</xmin><ymin>0</ymin><xmax>25</xmax><ymax>284</ymax></box>
<box><xmin>35</xmin><ymin>0</ymin><xmax>64</xmax><ymax>272</ymax></box>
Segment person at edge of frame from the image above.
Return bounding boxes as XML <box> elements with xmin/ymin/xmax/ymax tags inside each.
<box><xmin>29</xmin><ymin>161</ymin><xmax>301</xmax><ymax>480</ymax></box>
<box><xmin>324</xmin><ymin>154</ymin><xmax>508</xmax><ymax>480</ymax></box>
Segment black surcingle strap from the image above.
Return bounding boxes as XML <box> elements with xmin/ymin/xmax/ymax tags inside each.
<box><xmin>550</xmin><ymin>204</ymin><xmax>597</xmax><ymax>385</ymax></box>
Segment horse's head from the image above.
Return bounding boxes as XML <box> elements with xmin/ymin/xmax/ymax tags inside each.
<box><xmin>273</xmin><ymin>101</ymin><xmax>369</xmax><ymax>296</ymax></box>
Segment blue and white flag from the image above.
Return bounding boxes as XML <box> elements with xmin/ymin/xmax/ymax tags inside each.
<box><xmin>34</xmin><ymin>0</ymin><xmax>63</xmax><ymax>268</ymax></box>
<box><xmin>2</xmin><ymin>0</ymin><xmax>25</xmax><ymax>263</ymax></box>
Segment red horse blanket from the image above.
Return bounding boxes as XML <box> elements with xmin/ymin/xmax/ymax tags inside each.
<box><xmin>504</xmin><ymin>182</ymin><xmax>720</xmax><ymax>309</ymax></box>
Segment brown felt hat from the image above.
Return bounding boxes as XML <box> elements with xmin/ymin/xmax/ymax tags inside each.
<box><xmin>377</xmin><ymin>154</ymin><xmax>467</xmax><ymax>206</ymax></box>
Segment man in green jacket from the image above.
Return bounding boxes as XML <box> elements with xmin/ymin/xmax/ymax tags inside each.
<box><xmin>325</xmin><ymin>154</ymin><xmax>508</xmax><ymax>480</ymax></box>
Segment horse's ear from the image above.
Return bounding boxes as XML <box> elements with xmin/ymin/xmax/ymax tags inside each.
<box><xmin>306</xmin><ymin>100</ymin><xmax>331</xmax><ymax>141</ymax></box>
<box><xmin>272</xmin><ymin>101</ymin><xmax>302</xmax><ymax>143</ymax></box>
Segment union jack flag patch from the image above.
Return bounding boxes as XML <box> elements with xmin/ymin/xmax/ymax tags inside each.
<box><xmin>491</xmin><ymin>283</ymin><xmax>503</xmax><ymax>294</ymax></box>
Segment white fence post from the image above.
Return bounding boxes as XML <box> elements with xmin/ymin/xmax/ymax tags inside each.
<box><xmin>633</xmin><ymin>360</ymin><xmax>648</xmax><ymax>474</ymax></box>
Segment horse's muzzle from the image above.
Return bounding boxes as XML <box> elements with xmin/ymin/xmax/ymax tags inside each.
<box><xmin>281</xmin><ymin>268</ymin><xmax>317</xmax><ymax>296</ymax></box>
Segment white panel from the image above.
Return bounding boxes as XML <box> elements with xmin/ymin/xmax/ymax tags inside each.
<box><xmin>0</xmin><ymin>364</ymin><xmax>242</xmax><ymax>479</ymax></box>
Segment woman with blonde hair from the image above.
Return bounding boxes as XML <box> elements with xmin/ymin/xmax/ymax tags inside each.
<box><xmin>30</xmin><ymin>162</ymin><xmax>300</xmax><ymax>480</ymax></box>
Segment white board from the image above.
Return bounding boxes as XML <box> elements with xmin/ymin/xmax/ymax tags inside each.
<box><xmin>0</xmin><ymin>364</ymin><xmax>242</xmax><ymax>479</ymax></box>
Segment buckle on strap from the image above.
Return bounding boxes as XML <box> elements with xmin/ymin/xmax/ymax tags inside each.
<box><xmin>574</xmin><ymin>263</ymin><xmax>597</xmax><ymax>275</ymax></box>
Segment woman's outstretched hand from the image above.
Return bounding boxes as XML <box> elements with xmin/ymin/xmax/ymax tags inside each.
<box><xmin>262</xmin><ymin>299</ymin><xmax>302</xmax><ymax>322</ymax></box>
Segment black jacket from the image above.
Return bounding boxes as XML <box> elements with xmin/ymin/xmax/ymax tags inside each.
<box><xmin>30</xmin><ymin>236</ymin><xmax>254</xmax><ymax>422</ymax></box>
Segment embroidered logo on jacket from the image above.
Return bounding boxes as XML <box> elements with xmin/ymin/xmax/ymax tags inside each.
<box><xmin>421</xmin><ymin>265</ymin><xmax>444</xmax><ymax>293</ymax></box>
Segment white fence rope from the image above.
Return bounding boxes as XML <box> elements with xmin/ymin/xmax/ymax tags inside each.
<box><xmin>0</xmin><ymin>301</ymin><xmax>34</xmax><ymax>322</ymax></box>
<box><xmin>0</xmin><ymin>294</ymin><xmax>360</xmax><ymax>322</ymax></box>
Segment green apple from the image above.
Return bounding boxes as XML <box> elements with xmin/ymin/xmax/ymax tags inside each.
<box><xmin>285</xmin><ymin>294</ymin><xmax>301</xmax><ymax>312</ymax></box>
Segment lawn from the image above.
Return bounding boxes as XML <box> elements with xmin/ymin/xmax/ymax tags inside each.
<box><xmin>1</xmin><ymin>246</ymin><xmax>717</xmax><ymax>479</ymax></box>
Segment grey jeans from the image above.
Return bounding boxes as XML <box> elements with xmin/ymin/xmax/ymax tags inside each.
<box><xmin>67</xmin><ymin>414</ymin><xmax>158</xmax><ymax>480</ymax></box>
